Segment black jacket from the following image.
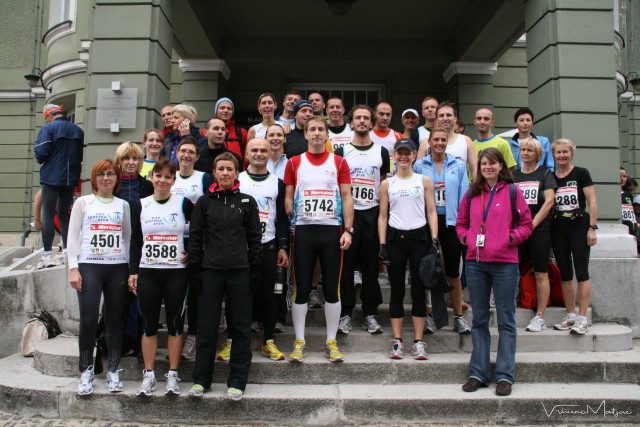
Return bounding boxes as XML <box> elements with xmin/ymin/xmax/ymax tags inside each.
<box><xmin>188</xmin><ymin>181</ymin><xmax>263</xmax><ymax>270</ymax></box>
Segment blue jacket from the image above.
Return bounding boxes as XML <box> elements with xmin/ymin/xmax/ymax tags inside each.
<box><xmin>34</xmin><ymin>117</ymin><xmax>84</xmax><ymax>186</ymax></box>
<box><xmin>413</xmin><ymin>154</ymin><xmax>469</xmax><ymax>226</ymax></box>
<box><xmin>164</xmin><ymin>127</ymin><xmax>208</xmax><ymax>165</ymax></box>
<box><xmin>509</xmin><ymin>133</ymin><xmax>554</xmax><ymax>171</ymax></box>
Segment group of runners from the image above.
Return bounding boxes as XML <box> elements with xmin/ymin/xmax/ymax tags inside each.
<box><xmin>59</xmin><ymin>91</ymin><xmax>600</xmax><ymax>399</ymax></box>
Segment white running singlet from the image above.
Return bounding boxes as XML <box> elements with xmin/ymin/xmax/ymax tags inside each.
<box><xmin>171</xmin><ymin>171</ymin><xmax>206</xmax><ymax>204</ymax></box>
<box><xmin>238</xmin><ymin>171</ymin><xmax>278</xmax><ymax>243</ymax></box>
<box><xmin>417</xmin><ymin>126</ymin><xmax>430</xmax><ymax>145</ymax></box>
<box><xmin>446</xmin><ymin>134</ymin><xmax>468</xmax><ymax>164</ymax></box>
<box><xmin>251</xmin><ymin>120</ymin><xmax>286</xmax><ymax>139</ymax></box>
<box><xmin>328</xmin><ymin>124</ymin><xmax>354</xmax><ymax>152</ymax></box>
<box><xmin>292</xmin><ymin>154</ymin><xmax>343</xmax><ymax>226</ymax></box>
<box><xmin>342</xmin><ymin>143</ymin><xmax>383</xmax><ymax>210</ymax></box>
<box><xmin>139</xmin><ymin>195</ymin><xmax>186</xmax><ymax>268</ymax></box>
<box><xmin>387</xmin><ymin>173</ymin><xmax>426</xmax><ymax>230</ymax></box>
<box><xmin>79</xmin><ymin>195</ymin><xmax>128</xmax><ymax>264</ymax></box>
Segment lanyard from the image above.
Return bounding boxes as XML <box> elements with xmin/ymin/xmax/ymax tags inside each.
<box><xmin>480</xmin><ymin>185</ymin><xmax>498</xmax><ymax>233</ymax></box>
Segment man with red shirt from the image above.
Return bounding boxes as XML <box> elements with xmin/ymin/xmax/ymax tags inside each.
<box><xmin>214</xmin><ymin>97</ymin><xmax>247</xmax><ymax>159</ymax></box>
<box><xmin>284</xmin><ymin>116</ymin><xmax>354</xmax><ymax>364</ymax></box>
<box><xmin>370</xmin><ymin>102</ymin><xmax>402</xmax><ymax>176</ymax></box>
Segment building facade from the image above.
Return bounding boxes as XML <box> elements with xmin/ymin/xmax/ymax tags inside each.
<box><xmin>0</xmin><ymin>0</ymin><xmax>638</xmax><ymax>234</ymax></box>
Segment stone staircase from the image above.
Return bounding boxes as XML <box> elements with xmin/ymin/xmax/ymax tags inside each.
<box><xmin>0</xmin><ymin>272</ymin><xmax>638</xmax><ymax>424</ymax></box>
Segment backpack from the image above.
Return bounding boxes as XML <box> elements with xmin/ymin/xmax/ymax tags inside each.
<box><xmin>21</xmin><ymin>310</ymin><xmax>62</xmax><ymax>357</ymax></box>
<box><xmin>466</xmin><ymin>183</ymin><xmax>520</xmax><ymax>229</ymax></box>
<box><xmin>518</xmin><ymin>261</ymin><xmax>564</xmax><ymax>309</ymax></box>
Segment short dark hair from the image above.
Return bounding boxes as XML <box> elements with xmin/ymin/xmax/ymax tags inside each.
<box><xmin>177</xmin><ymin>137</ymin><xmax>200</xmax><ymax>156</ymax></box>
<box><xmin>436</xmin><ymin>101</ymin><xmax>458</xmax><ymax>117</ymax></box>
<box><xmin>152</xmin><ymin>158</ymin><xmax>177</xmax><ymax>178</ymax></box>
<box><xmin>214</xmin><ymin>152</ymin><xmax>239</xmax><ymax>171</ymax></box>
<box><xmin>514</xmin><ymin>107</ymin><xmax>534</xmax><ymax>122</ymax></box>
<box><xmin>349</xmin><ymin>104</ymin><xmax>374</xmax><ymax>122</ymax></box>
<box><xmin>469</xmin><ymin>148</ymin><xmax>513</xmax><ymax>197</ymax></box>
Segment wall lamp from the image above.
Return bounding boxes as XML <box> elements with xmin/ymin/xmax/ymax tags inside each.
<box><xmin>24</xmin><ymin>68</ymin><xmax>51</xmax><ymax>92</ymax></box>
<box><xmin>627</xmin><ymin>72</ymin><xmax>640</xmax><ymax>94</ymax></box>
<box><xmin>326</xmin><ymin>0</ymin><xmax>355</xmax><ymax>16</ymax></box>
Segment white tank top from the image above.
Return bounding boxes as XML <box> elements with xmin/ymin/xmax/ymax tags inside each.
<box><xmin>252</xmin><ymin>120</ymin><xmax>286</xmax><ymax>139</ymax></box>
<box><xmin>171</xmin><ymin>171</ymin><xmax>205</xmax><ymax>204</ymax></box>
<box><xmin>139</xmin><ymin>195</ymin><xmax>186</xmax><ymax>269</ymax></box>
<box><xmin>387</xmin><ymin>173</ymin><xmax>426</xmax><ymax>230</ymax></box>
<box><xmin>370</xmin><ymin>128</ymin><xmax>399</xmax><ymax>176</ymax></box>
<box><xmin>328</xmin><ymin>125</ymin><xmax>354</xmax><ymax>152</ymax></box>
<box><xmin>342</xmin><ymin>143</ymin><xmax>383</xmax><ymax>210</ymax></box>
<box><xmin>79</xmin><ymin>195</ymin><xmax>128</xmax><ymax>264</ymax></box>
<box><xmin>418</xmin><ymin>126</ymin><xmax>430</xmax><ymax>144</ymax></box>
<box><xmin>238</xmin><ymin>171</ymin><xmax>278</xmax><ymax>243</ymax></box>
<box><xmin>293</xmin><ymin>154</ymin><xmax>342</xmax><ymax>226</ymax></box>
<box><xmin>446</xmin><ymin>134</ymin><xmax>467</xmax><ymax>164</ymax></box>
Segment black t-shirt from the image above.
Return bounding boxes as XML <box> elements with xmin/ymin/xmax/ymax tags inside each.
<box><xmin>552</xmin><ymin>166</ymin><xmax>593</xmax><ymax>221</ymax></box>
<box><xmin>513</xmin><ymin>166</ymin><xmax>557</xmax><ymax>230</ymax></box>
<box><xmin>284</xmin><ymin>127</ymin><xmax>308</xmax><ymax>158</ymax></box>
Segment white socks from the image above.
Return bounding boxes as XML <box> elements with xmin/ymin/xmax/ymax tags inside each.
<box><xmin>291</xmin><ymin>302</ymin><xmax>308</xmax><ymax>341</ymax></box>
<box><xmin>324</xmin><ymin>301</ymin><xmax>341</xmax><ymax>341</ymax></box>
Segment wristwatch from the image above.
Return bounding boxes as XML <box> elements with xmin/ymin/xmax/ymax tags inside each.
<box><xmin>344</xmin><ymin>227</ymin><xmax>354</xmax><ymax>235</ymax></box>
<box><xmin>589</xmin><ymin>224</ymin><xmax>598</xmax><ymax>230</ymax></box>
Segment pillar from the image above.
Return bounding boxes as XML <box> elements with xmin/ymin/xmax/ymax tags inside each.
<box><xmin>442</xmin><ymin>62</ymin><xmax>497</xmax><ymax>129</ymax></box>
<box><xmin>178</xmin><ymin>59</ymin><xmax>230</xmax><ymax>129</ymax></box>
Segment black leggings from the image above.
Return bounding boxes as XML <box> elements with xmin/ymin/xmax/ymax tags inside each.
<box><xmin>387</xmin><ymin>235</ymin><xmax>430</xmax><ymax>318</ymax></box>
<box><xmin>292</xmin><ymin>225</ymin><xmax>343</xmax><ymax>304</ymax></box>
<box><xmin>137</xmin><ymin>268</ymin><xmax>188</xmax><ymax>336</ymax></box>
<box><xmin>551</xmin><ymin>214</ymin><xmax>590</xmax><ymax>282</ymax></box>
<box><xmin>77</xmin><ymin>263</ymin><xmax>129</xmax><ymax>373</ymax></box>
<box><xmin>252</xmin><ymin>240</ymin><xmax>278</xmax><ymax>341</ymax></box>
<box><xmin>41</xmin><ymin>184</ymin><xmax>74</xmax><ymax>251</ymax></box>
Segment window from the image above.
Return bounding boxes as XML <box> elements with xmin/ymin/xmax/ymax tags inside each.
<box><xmin>44</xmin><ymin>0</ymin><xmax>77</xmax><ymax>47</ymax></box>
<box><xmin>288</xmin><ymin>83</ymin><xmax>385</xmax><ymax>112</ymax></box>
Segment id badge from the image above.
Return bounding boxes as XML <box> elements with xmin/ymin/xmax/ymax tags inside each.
<box><xmin>476</xmin><ymin>234</ymin><xmax>485</xmax><ymax>247</ymax></box>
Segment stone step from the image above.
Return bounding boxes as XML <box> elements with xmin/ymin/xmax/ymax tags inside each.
<box><xmin>32</xmin><ymin>336</ymin><xmax>640</xmax><ymax>385</ymax></box>
<box><xmin>158</xmin><ymin>323</ymin><xmax>631</xmax><ymax>353</ymax></box>
<box><xmin>1</xmin><ymin>353</ymin><xmax>638</xmax><ymax>425</ymax></box>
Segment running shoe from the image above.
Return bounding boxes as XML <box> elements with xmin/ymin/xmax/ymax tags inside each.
<box><xmin>324</xmin><ymin>339</ymin><xmax>344</xmax><ymax>363</ymax></box>
<box><xmin>35</xmin><ymin>254</ymin><xmax>55</xmax><ymax>270</ymax></box>
<box><xmin>389</xmin><ymin>339</ymin><xmax>404</xmax><ymax>359</ymax></box>
<box><xmin>454</xmin><ymin>316</ymin><xmax>471</xmax><ymax>335</ymax></box>
<box><xmin>362</xmin><ymin>315</ymin><xmax>383</xmax><ymax>334</ymax></box>
<box><xmin>219</xmin><ymin>308</ymin><xmax>227</xmax><ymax>332</ymax></box>
<box><xmin>137</xmin><ymin>370</ymin><xmax>156</xmax><ymax>396</ymax></box>
<box><xmin>354</xmin><ymin>270</ymin><xmax>363</xmax><ymax>286</ymax></box>
<box><xmin>424</xmin><ymin>315</ymin><xmax>435</xmax><ymax>334</ymax></box>
<box><xmin>554</xmin><ymin>312</ymin><xmax>577</xmax><ymax>331</ymax></box>
<box><xmin>106</xmin><ymin>368</ymin><xmax>123</xmax><ymax>393</ymax></box>
<box><xmin>77</xmin><ymin>365</ymin><xmax>94</xmax><ymax>396</ymax></box>
<box><xmin>570</xmin><ymin>316</ymin><xmax>589</xmax><ymax>335</ymax></box>
<box><xmin>189</xmin><ymin>384</ymin><xmax>205</xmax><ymax>398</ymax></box>
<box><xmin>489</xmin><ymin>290</ymin><xmax>496</xmax><ymax>308</ymax></box>
<box><xmin>338</xmin><ymin>315</ymin><xmax>352</xmax><ymax>335</ymax></box>
<box><xmin>226</xmin><ymin>387</ymin><xmax>243</xmax><ymax>401</ymax></box>
<box><xmin>165</xmin><ymin>371</ymin><xmax>181</xmax><ymax>395</ymax></box>
<box><xmin>525</xmin><ymin>315</ymin><xmax>547</xmax><ymax>332</ymax></box>
<box><xmin>182</xmin><ymin>334</ymin><xmax>196</xmax><ymax>361</ymax></box>
<box><xmin>216</xmin><ymin>339</ymin><xmax>232</xmax><ymax>361</ymax></box>
<box><xmin>251</xmin><ymin>321</ymin><xmax>263</xmax><ymax>332</ymax></box>
<box><xmin>308</xmin><ymin>288</ymin><xmax>323</xmax><ymax>309</ymax></box>
<box><xmin>289</xmin><ymin>339</ymin><xmax>306</xmax><ymax>363</ymax></box>
<box><xmin>274</xmin><ymin>321</ymin><xmax>285</xmax><ymax>333</ymax></box>
<box><xmin>412</xmin><ymin>340</ymin><xmax>428</xmax><ymax>360</ymax></box>
<box><xmin>53</xmin><ymin>249</ymin><xmax>67</xmax><ymax>266</ymax></box>
<box><xmin>262</xmin><ymin>339</ymin><xmax>285</xmax><ymax>361</ymax></box>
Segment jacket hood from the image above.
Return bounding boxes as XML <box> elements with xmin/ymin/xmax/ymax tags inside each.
<box><xmin>209</xmin><ymin>179</ymin><xmax>240</xmax><ymax>195</ymax></box>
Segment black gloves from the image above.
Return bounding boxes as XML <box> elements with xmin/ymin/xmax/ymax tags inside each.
<box><xmin>379</xmin><ymin>244</ymin><xmax>391</xmax><ymax>266</ymax></box>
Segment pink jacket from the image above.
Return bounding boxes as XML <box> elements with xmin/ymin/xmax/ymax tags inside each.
<box><xmin>456</xmin><ymin>182</ymin><xmax>533</xmax><ymax>263</ymax></box>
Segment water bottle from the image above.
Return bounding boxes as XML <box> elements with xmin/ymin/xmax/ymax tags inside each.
<box><xmin>274</xmin><ymin>267</ymin><xmax>284</xmax><ymax>294</ymax></box>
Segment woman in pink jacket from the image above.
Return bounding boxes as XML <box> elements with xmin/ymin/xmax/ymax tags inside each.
<box><xmin>456</xmin><ymin>147</ymin><xmax>533</xmax><ymax>397</ymax></box>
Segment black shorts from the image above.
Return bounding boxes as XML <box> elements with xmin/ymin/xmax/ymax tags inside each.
<box><xmin>518</xmin><ymin>228</ymin><xmax>552</xmax><ymax>273</ymax></box>
<box><xmin>438</xmin><ymin>215</ymin><xmax>462</xmax><ymax>278</ymax></box>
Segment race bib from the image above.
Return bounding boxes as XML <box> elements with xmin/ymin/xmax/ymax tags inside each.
<box><xmin>143</xmin><ymin>234</ymin><xmax>179</xmax><ymax>265</ymax></box>
<box><xmin>434</xmin><ymin>181</ymin><xmax>445</xmax><ymax>207</ymax></box>
<box><xmin>89</xmin><ymin>224</ymin><xmax>122</xmax><ymax>255</ymax></box>
<box><xmin>622</xmin><ymin>204</ymin><xmax>637</xmax><ymax>223</ymax></box>
<box><xmin>517</xmin><ymin>181</ymin><xmax>539</xmax><ymax>205</ymax></box>
<box><xmin>555</xmin><ymin>186</ymin><xmax>579</xmax><ymax>211</ymax></box>
<box><xmin>351</xmin><ymin>177</ymin><xmax>376</xmax><ymax>206</ymax></box>
<box><xmin>302</xmin><ymin>189</ymin><xmax>335</xmax><ymax>219</ymax></box>
<box><xmin>259</xmin><ymin>211</ymin><xmax>269</xmax><ymax>235</ymax></box>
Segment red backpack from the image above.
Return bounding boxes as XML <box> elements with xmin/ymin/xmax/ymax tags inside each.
<box><xmin>518</xmin><ymin>261</ymin><xmax>564</xmax><ymax>309</ymax></box>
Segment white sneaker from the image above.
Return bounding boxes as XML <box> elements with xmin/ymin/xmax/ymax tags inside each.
<box><xmin>526</xmin><ymin>315</ymin><xmax>547</xmax><ymax>332</ymax></box>
<box><xmin>182</xmin><ymin>334</ymin><xmax>196</xmax><ymax>361</ymax></box>
<box><xmin>338</xmin><ymin>315</ymin><xmax>352</xmax><ymax>335</ymax></box>
<box><xmin>412</xmin><ymin>340</ymin><xmax>428</xmax><ymax>360</ymax></box>
<box><xmin>354</xmin><ymin>270</ymin><xmax>363</xmax><ymax>286</ymax></box>
<box><xmin>570</xmin><ymin>316</ymin><xmax>589</xmax><ymax>335</ymax></box>
<box><xmin>106</xmin><ymin>369</ymin><xmax>123</xmax><ymax>393</ymax></box>
<box><xmin>77</xmin><ymin>366</ymin><xmax>94</xmax><ymax>395</ymax></box>
<box><xmin>35</xmin><ymin>253</ymin><xmax>55</xmax><ymax>270</ymax></box>
<box><xmin>554</xmin><ymin>312</ymin><xmax>577</xmax><ymax>331</ymax></box>
<box><xmin>308</xmin><ymin>288</ymin><xmax>323</xmax><ymax>309</ymax></box>
<box><xmin>362</xmin><ymin>315</ymin><xmax>383</xmax><ymax>334</ymax></box>
<box><xmin>389</xmin><ymin>339</ymin><xmax>404</xmax><ymax>359</ymax></box>
<box><xmin>137</xmin><ymin>370</ymin><xmax>156</xmax><ymax>396</ymax></box>
<box><xmin>165</xmin><ymin>371</ymin><xmax>181</xmax><ymax>395</ymax></box>
<box><xmin>424</xmin><ymin>315</ymin><xmax>435</xmax><ymax>334</ymax></box>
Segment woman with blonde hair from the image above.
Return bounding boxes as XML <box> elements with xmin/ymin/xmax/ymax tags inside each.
<box><xmin>140</xmin><ymin>128</ymin><xmax>165</xmax><ymax>179</ymax></box>
<box><xmin>114</xmin><ymin>141</ymin><xmax>153</xmax><ymax>205</ymax></box>
<box><xmin>166</xmin><ymin>104</ymin><xmax>207</xmax><ymax>164</ymax></box>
